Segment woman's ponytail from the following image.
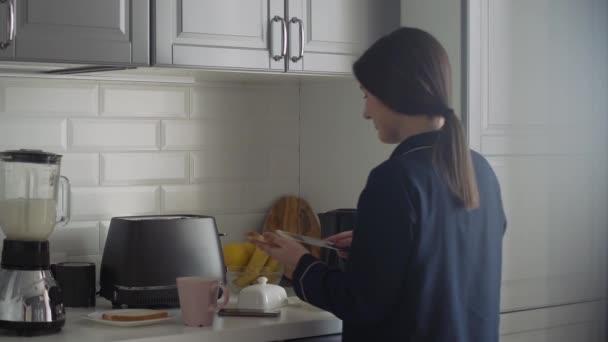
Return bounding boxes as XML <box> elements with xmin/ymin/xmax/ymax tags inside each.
<box><xmin>434</xmin><ymin>109</ymin><xmax>479</xmax><ymax>209</ymax></box>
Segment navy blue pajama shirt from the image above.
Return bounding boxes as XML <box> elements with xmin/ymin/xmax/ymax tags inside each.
<box><xmin>293</xmin><ymin>131</ymin><xmax>506</xmax><ymax>342</ymax></box>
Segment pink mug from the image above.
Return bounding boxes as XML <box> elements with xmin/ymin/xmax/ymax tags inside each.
<box><xmin>176</xmin><ymin>277</ymin><xmax>230</xmax><ymax>327</ymax></box>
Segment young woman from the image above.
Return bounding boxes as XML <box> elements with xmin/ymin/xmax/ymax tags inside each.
<box><xmin>252</xmin><ymin>27</ymin><xmax>506</xmax><ymax>342</ymax></box>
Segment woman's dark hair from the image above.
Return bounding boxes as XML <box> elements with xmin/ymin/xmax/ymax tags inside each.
<box><xmin>353</xmin><ymin>27</ymin><xmax>479</xmax><ymax>209</ymax></box>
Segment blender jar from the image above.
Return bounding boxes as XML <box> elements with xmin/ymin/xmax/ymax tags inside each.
<box><xmin>0</xmin><ymin>150</ymin><xmax>70</xmax><ymax>241</ymax></box>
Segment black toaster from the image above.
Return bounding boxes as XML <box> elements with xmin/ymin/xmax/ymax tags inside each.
<box><xmin>100</xmin><ymin>215</ymin><xmax>226</xmax><ymax>308</ymax></box>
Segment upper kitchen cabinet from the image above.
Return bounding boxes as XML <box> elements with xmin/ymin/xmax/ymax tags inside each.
<box><xmin>0</xmin><ymin>0</ymin><xmax>15</xmax><ymax>60</ymax></box>
<box><xmin>154</xmin><ymin>0</ymin><xmax>400</xmax><ymax>74</ymax></box>
<box><xmin>0</xmin><ymin>0</ymin><xmax>150</xmax><ymax>65</ymax></box>
<box><xmin>285</xmin><ymin>0</ymin><xmax>400</xmax><ymax>74</ymax></box>
<box><xmin>154</xmin><ymin>0</ymin><xmax>287</xmax><ymax>71</ymax></box>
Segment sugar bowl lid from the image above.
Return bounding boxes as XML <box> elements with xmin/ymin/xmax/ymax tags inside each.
<box><xmin>237</xmin><ymin>277</ymin><xmax>288</xmax><ymax>310</ymax></box>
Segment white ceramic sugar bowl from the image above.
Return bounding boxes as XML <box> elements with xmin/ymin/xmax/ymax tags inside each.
<box><xmin>237</xmin><ymin>277</ymin><xmax>288</xmax><ymax>310</ymax></box>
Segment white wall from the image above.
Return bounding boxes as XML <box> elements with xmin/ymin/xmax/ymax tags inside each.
<box><xmin>401</xmin><ymin>0</ymin><xmax>463</xmax><ymax>118</ymax></box>
<box><xmin>0</xmin><ymin>76</ymin><xmax>300</xmax><ymax>277</ymax></box>
<box><xmin>299</xmin><ymin>80</ymin><xmax>393</xmax><ymax>212</ymax></box>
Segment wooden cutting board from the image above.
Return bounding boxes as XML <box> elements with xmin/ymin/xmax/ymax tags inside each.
<box><xmin>262</xmin><ymin>196</ymin><xmax>321</xmax><ymax>258</ymax></box>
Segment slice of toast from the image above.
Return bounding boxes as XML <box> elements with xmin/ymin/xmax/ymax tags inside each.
<box><xmin>246</xmin><ymin>232</ymin><xmax>279</xmax><ymax>247</ymax></box>
<box><xmin>101</xmin><ymin>310</ymin><xmax>169</xmax><ymax>322</ymax></box>
<box><xmin>246</xmin><ymin>231</ymin><xmax>265</xmax><ymax>242</ymax></box>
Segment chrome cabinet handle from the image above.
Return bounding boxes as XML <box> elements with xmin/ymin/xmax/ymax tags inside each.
<box><xmin>290</xmin><ymin>17</ymin><xmax>304</xmax><ymax>63</ymax></box>
<box><xmin>271</xmin><ymin>16</ymin><xmax>287</xmax><ymax>61</ymax></box>
<box><xmin>0</xmin><ymin>0</ymin><xmax>15</xmax><ymax>50</ymax></box>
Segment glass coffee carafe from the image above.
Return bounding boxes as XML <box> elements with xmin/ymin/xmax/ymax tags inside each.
<box><xmin>0</xmin><ymin>149</ymin><xmax>70</xmax><ymax>241</ymax></box>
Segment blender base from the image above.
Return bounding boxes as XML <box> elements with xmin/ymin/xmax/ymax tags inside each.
<box><xmin>0</xmin><ymin>259</ymin><xmax>66</xmax><ymax>336</ymax></box>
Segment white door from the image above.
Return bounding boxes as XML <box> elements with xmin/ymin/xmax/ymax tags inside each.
<box><xmin>286</xmin><ymin>0</ymin><xmax>400</xmax><ymax>74</ymax></box>
<box><xmin>468</xmin><ymin>0</ymin><xmax>608</xmax><ymax>312</ymax></box>
<box><xmin>14</xmin><ymin>0</ymin><xmax>149</xmax><ymax>65</ymax></box>
<box><xmin>155</xmin><ymin>0</ymin><xmax>286</xmax><ymax>71</ymax></box>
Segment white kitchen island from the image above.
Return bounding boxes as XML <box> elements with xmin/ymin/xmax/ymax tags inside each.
<box><xmin>0</xmin><ymin>297</ymin><xmax>342</xmax><ymax>342</ymax></box>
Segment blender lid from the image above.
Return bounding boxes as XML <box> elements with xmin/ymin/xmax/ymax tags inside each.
<box><xmin>0</xmin><ymin>149</ymin><xmax>62</xmax><ymax>164</ymax></box>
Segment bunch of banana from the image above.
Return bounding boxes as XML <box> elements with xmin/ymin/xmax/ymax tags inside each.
<box><xmin>222</xmin><ymin>237</ymin><xmax>282</xmax><ymax>288</ymax></box>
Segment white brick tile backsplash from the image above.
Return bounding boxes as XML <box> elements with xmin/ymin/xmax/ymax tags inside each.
<box><xmin>243</xmin><ymin>180</ymin><xmax>300</xmax><ymax>212</ymax></box>
<box><xmin>191</xmin><ymin>148</ymin><xmax>269</xmax><ymax>182</ymax></box>
<box><xmin>162</xmin><ymin>183</ymin><xmax>243</xmax><ymax>214</ymax></box>
<box><xmin>71</xmin><ymin>186</ymin><xmax>160</xmax><ymax>220</ymax></box>
<box><xmin>70</xmin><ymin>119</ymin><xmax>160</xmax><ymax>151</ymax></box>
<box><xmin>267</xmin><ymin>86</ymin><xmax>300</xmax><ymax>121</ymax></box>
<box><xmin>162</xmin><ymin>180</ymin><xmax>298</xmax><ymax>215</ymax></box>
<box><xmin>0</xmin><ymin>77</ymin><xmax>301</xmax><ymax>274</ymax></box>
<box><xmin>214</xmin><ymin>213</ymin><xmax>266</xmax><ymax>244</ymax></box>
<box><xmin>50</xmin><ymin>253</ymin><xmax>68</xmax><ymax>264</ymax></box>
<box><xmin>102</xmin><ymin>152</ymin><xmax>188</xmax><ymax>185</ymax></box>
<box><xmin>162</xmin><ymin>120</ymin><xmax>203</xmax><ymax>150</ymax></box>
<box><xmin>0</xmin><ymin>79</ymin><xmax>97</xmax><ymax>116</ymax></box>
<box><xmin>270</xmin><ymin>147</ymin><xmax>299</xmax><ymax>180</ymax></box>
<box><xmin>101</xmin><ymin>84</ymin><xmax>189</xmax><ymax>118</ymax></box>
<box><xmin>162</xmin><ymin>119</ymin><xmax>249</xmax><ymax>150</ymax></box>
<box><xmin>0</xmin><ymin>117</ymin><xmax>67</xmax><ymax>151</ymax></box>
<box><xmin>162</xmin><ymin>119</ymin><xmax>284</xmax><ymax>150</ymax></box>
<box><xmin>211</xmin><ymin>119</ymin><xmax>260</xmax><ymax>146</ymax></box>
<box><xmin>50</xmin><ymin>221</ymin><xmax>100</xmax><ymax>256</ymax></box>
<box><xmin>265</xmin><ymin>119</ymin><xmax>299</xmax><ymax>147</ymax></box>
<box><xmin>191</xmin><ymin>85</ymin><xmax>266</xmax><ymax>118</ymax></box>
<box><xmin>61</xmin><ymin>153</ymin><xmax>100</xmax><ymax>186</ymax></box>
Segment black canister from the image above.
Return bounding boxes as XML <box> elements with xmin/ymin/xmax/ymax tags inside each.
<box><xmin>51</xmin><ymin>262</ymin><xmax>96</xmax><ymax>307</ymax></box>
<box><xmin>318</xmin><ymin>209</ymin><xmax>357</xmax><ymax>271</ymax></box>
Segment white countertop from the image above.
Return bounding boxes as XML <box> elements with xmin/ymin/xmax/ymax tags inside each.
<box><xmin>0</xmin><ymin>296</ymin><xmax>342</xmax><ymax>342</ymax></box>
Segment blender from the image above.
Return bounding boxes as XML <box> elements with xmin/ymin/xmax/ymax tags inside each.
<box><xmin>0</xmin><ymin>150</ymin><xmax>70</xmax><ymax>334</ymax></box>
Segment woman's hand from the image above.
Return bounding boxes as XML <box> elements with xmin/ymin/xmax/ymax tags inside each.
<box><xmin>250</xmin><ymin>232</ymin><xmax>310</xmax><ymax>279</ymax></box>
<box><xmin>325</xmin><ymin>230</ymin><xmax>353</xmax><ymax>259</ymax></box>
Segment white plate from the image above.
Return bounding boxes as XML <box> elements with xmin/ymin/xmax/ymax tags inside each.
<box><xmin>83</xmin><ymin>309</ymin><xmax>173</xmax><ymax>327</ymax></box>
<box><xmin>275</xmin><ymin>230</ymin><xmax>341</xmax><ymax>251</ymax></box>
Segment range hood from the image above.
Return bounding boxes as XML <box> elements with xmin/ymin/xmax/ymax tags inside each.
<box><xmin>0</xmin><ymin>61</ymin><xmax>345</xmax><ymax>83</ymax></box>
<box><xmin>42</xmin><ymin>65</ymin><xmax>136</xmax><ymax>75</ymax></box>
<box><xmin>0</xmin><ymin>61</ymin><xmax>137</xmax><ymax>76</ymax></box>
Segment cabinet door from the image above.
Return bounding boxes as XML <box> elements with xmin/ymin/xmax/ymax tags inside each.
<box><xmin>468</xmin><ymin>0</ymin><xmax>608</xmax><ymax>311</ymax></box>
<box><xmin>499</xmin><ymin>301</ymin><xmax>606</xmax><ymax>342</ymax></box>
<box><xmin>286</xmin><ymin>0</ymin><xmax>399</xmax><ymax>74</ymax></box>
<box><xmin>155</xmin><ymin>0</ymin><xmax>285</xmax><ymax>71</ymax></box>
<box><xmin>0</xmin><ymin>0</ymin><xmax>15</xmax><ymax>60</ymax></box>
<box><xmin>14</xmin><ymin>0</ymin><xmax>149</xmax><ymax>65</ymax></box>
